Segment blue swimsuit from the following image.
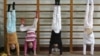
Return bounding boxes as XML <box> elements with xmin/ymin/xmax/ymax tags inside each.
<box><xmin>7</xmin><ymin>10</ymin><xmax>16</xmax><ymax>33</ymax></box>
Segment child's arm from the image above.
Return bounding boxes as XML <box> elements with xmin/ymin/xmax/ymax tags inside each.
<box><xmin>32</xmin><ymin>18</ymin><xmax>38</xmax><ymax>31</ymax></box>
<box><xmin>20</xmin><ymin>24</ymin><xmax>29</xmax><ymax>31</ymax></box>
<box><xmin>20</xmin><ymin>18</ymin><xmax>29</xmax><ymax>31</ymax></box>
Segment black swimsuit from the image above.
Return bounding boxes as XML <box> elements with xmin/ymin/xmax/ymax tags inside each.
<box><xmin>49</xmin><ymin>30</ymin><xmax>62</xmax><ymax>55</ymax></box>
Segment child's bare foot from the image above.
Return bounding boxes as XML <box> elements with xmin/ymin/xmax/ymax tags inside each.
<box><xmin>20</xmin><ymin>18</ymin><xmax>25</xmax><ymax>24</ymax></box>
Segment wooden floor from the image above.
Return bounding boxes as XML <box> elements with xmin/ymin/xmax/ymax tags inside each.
<box><xmin>11</xmin><ymin>51</ymin><xmax>100</xmax><ymax>56</ymax></box>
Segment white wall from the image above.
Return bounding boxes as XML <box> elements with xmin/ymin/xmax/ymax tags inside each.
<box><xmin>2</xmin><ymin>0</ymin><xmax>100</xmax><ymax>47</ymax></box>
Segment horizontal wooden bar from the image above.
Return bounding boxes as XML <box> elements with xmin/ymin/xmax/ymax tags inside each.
<box><xmin>17</xmin><ymin>31</ymin><xmax>100</xmax><ymax>33</ymax></box>
<box><xmin>16</xmin><ymin>17</ymin><xmax>100</xmax><ymax>19</ymax></box>
<box><xmin>16</xmin><ymin>17</ymin><xmax>70</xmax><ymax>19</ymax></box>
<box><xmin>18</xmin><ymin>37</ymin><xmax>100</xmax><ymax>39</ymax></box>
<box><xmin>17</xmin><ymin>24</ymin><xmax>70</xmax><ymax>26</ymax></box>
<box><xmin>6</xmin><ymin>4</ymin><xmax>100</xmax><ymax>6</ymax></box>
<box><xmin>18</xmin><ymin>38</ymin><xmax>69</xmax><ymax>39</ymax></box>
<box><xmin>16</xmin><ymin>10</ymin><xmax>100</xmax><ymax>12</ymax></box>
<box><xmin>64</xmin><ymin>24</ymin><xmax>100</xmax><ymax>26</ymax></box>
<box><xmin>16</xmin><ymin>24</ymin><xmax>100</xmax><ymax>26</ymax></box>
<box><xmin>18</xmin><ymin>30</ymin><xmax>100</xmax><ymax>32</ymax></box>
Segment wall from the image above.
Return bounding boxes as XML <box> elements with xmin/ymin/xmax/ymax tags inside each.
<box><xmin>2</xmin><ymin>0</ymin><xmax>100</xmax><ymax>49</ymax></box>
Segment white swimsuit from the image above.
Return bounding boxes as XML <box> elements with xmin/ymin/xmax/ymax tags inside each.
<box><xmin>52</xmin><ymin>5</ymin><xmax>62</xmax><ymax>33</ymax></box>
<box><xmin>83</xmin><ymin>0</ymin><xmax>95</xmax><ymax>44</ymax></box>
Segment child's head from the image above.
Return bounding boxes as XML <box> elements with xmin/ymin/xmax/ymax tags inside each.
<box><xmin>28</xmin><ymin>42</ymin><xmax>33</xmax><ymax>48</ymax></box>
<box><xmin>54</xmin><ymin>44</ymin><xmax>58</xmax><ymax>47</ymax></box>
<box><xmin>10</xmin><ymin>44</ymin><xmax>15</xmax><ymax>50</ymax></box>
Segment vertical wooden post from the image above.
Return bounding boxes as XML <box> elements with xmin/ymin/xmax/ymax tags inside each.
<box><xmin>4</xmin><ymin>0</ymin><xmax>7</xmax><ymax>52</ymax></box>
<box><xmin>37</xmin><ymin>0</ymin><xmax>40</xmax><ymax>53</ymax></box>
<box><xmin>70</xmin><ymin>0</ymin><xmax>73</xmax><ymax>53</ymax></box>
